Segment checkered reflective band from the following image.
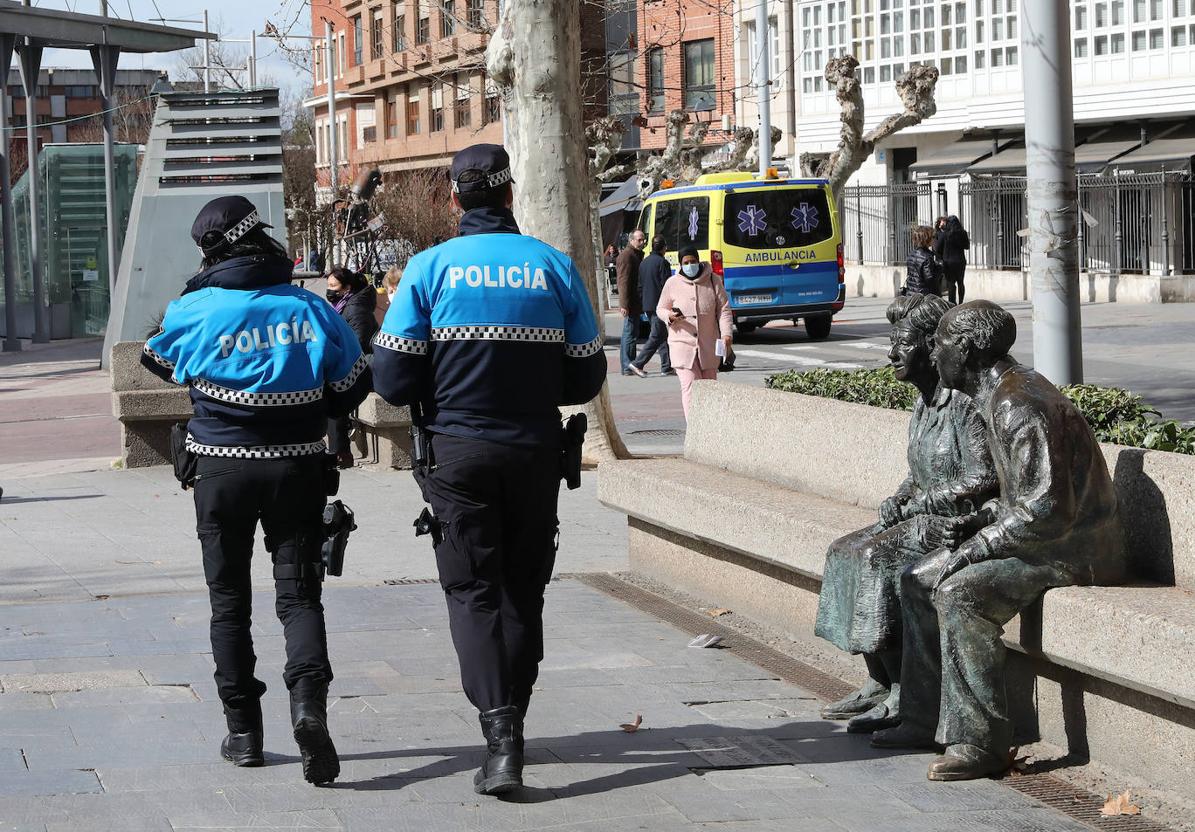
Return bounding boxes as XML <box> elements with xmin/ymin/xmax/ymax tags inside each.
<box><xmin>191</xmin><ymin>377</ymin><xmax>323</xmax><ymax>407</ymax></box>
<box><xmin>330</xmin><ymin>353</ymin><xmax>369</xmax><ymax>392</ymax></box>
<box><xmin>431</xmin><ymin>325</ymin><xmax>564</xmax><ymax>342</ymax></box>
<box><xmin>185</xmin><ymin>436</ymin><xmax>328</xmax><ymax>458</ymax></box>
<box><xmin>565</xmin><ymin>334</ymin><xmax>603</xmax><ymax>358</ymax></box>
<box><xmin>451</xmin><ymin>167</ymin><xmax>513</xmax><ymax>193</ymax></box>
<box><xmin>142</xmin><ymin>342</ymin><xmax>176</xmax><ymax>371</ymax></box>
<box><xmin>373</xmin><ymin>332</ymin><xmax>429</xmax><ymax>355</ymax></box>
<box><xmin>224</xmin><ymin>209</ymin><xmax>262</xmax><ymax>246</ymax></box>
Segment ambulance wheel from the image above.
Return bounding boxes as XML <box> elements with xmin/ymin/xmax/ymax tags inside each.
<box><xmin>804</xmin><ymin>315</ymin><xmax>832</xmax><ymax>341</ymax></box>
<box><xmin>736</xmin><ymin>322</ymin><xmax>758</xmax><ymax>335</ymax></box>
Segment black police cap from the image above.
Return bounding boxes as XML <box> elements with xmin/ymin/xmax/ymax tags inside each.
<box><xmin>450</xmin><ymin>143</ymin><xmax>513</xmax><ymax>194</ymax></box>
<box><xmin>191</xmin><ymin>195</ymin><xmax>272</xmax><ymax>253</ymax></box>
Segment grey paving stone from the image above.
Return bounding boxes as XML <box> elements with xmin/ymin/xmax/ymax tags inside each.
<box><xmin>169</xmin><ymin>809</ymin><xmax>344</xmax><ymax>830</ymax></box>
<box><xmin>0</xmin><ymin>769</ymin><xmax>102</xmax><ymax>798</ymax></box>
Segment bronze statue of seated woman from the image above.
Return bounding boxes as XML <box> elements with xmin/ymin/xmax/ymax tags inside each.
<box><xmin>814</xmin><ymin>293</ymin><xmax>998</xmax><ymax>734</ymax></box>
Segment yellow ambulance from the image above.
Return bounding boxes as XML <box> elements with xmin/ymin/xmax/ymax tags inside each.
<box><xmin>637</xmin><ymin>172</ymin><xmax>845</xmax><ymax>338</ymax></box>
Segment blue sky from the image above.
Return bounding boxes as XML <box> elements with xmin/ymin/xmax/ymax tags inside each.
<box><xmin>34</xmin><ymin>0</ymin><xmax>314</xmax><ymax>96</ymax></box>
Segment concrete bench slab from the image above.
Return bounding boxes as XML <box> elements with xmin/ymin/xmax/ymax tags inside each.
<box><xmin>599</xmin><ymin>379</ymin><xmax>1195</xmax><ymax>794</ymax></box>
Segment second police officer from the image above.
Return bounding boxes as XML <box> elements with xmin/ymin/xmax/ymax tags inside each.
<box><xmin>142</xmin><ymin>196</ymin><xmax>371</xmax><ymax>785</ymax></box>
<box><xmin>372</xmin><ymin>144</ymin><xmax>606</xmax><ymax>795</ymax></box>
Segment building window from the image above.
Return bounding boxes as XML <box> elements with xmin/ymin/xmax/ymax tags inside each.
<box><xmin>484</xmin><ymin>86</ymin><xmax>501</xmax><ymax>125</ymax></box>
<box><xmin>647</xmin><ymin>47</ymin><xmax>664</xmax><ymax>113</ymax></box>
<box><xmin>395</xmin><ymin>15</ymin><xmax>407</xmax><ymax>50</ymax></box>
<box><xmin>1112</xmin><ymin>31</ymin><xmax>1126</xmax><ymax>51</ymax></box>
<box><xmin>468</xmin><ymin>0</ymin><xmax>484</xmax><ymax>28</ymax></box>
<box><xmin>417</xmin><ymin>11</ymin><xmax>430</xmax><ymax>45</ymax></box>
<box><xmin>353</xmin><ymin>16</ymin><xmax>363</xmax><ymax>65</ymax></box>
<box><xmin>1113</xmin><ymin>0</ymin><xmax>1125</xmax><ymax>24</ymax></box>
<box><xmin>682</xmin><ymin>38</ymin><xmax>715</xmax><ymax>111</ymax></box>
<box><xmin>371</xmin><ymin>12</ymin><xmax>384</xmax><ymax>60</ymax></box>
<box><xmin>1075</xmin><ymin>5</ymin><xmax>1088</xmax><ymax>30</ymax></box>
<box><xmin>441</xmin><ymin>0</ymin><xmax>456</xmax><ymax>37</ymax></box>
<box><xmin>1174</xmin><ymin>25</ymin><xmax>1189</xmax><ymax>45</ymax></box>
<box><xmin>407</xmin><ymin>86</ymin><xmax>422</xmax><ymax>134</ymax></box>
<box><xmin>1075</xmin><ymin>37</ymin><xmax>1090</xmax><ymax>57</ymax></box>
<box><xmin>431</xmin><ymin>84</ymin><xmax>444</xmax><ymax>132</ymax></box>
<box><xmin>1149</xmin><ymin>27</ymin><xmax>1164</xmax><ymax>47</ymax></box>
<box><xmin>974</xmin><ymin>49</ymin><xmax>986</xmax><ymax>68</ymax></box>
<box><xmin>1175</xmin><ymin>0</ymin><xmax>1189</xmax><ymax>15</ymax></box>
<box><xmin>1132</xmin><ymin>29</ymin><xmax>1147</xmax><ymax>48</ymax></box>
<box><xmin>386</xmin><ymin>91</ymin><xmax>399</xmax><ymax>139</ymax></box>
<box><xmin>608</xmin><ymin>51</ymin><xmax>637</xmax><ymax>115</ymax></box>
<box><xmin>454</xmin><ymin>96</ymin><xmax>471</xmax><ymax>128</ymax></box>
<box><xmin>1095</xmin><ymin>34</ymin><xmax>1109</xmax><ymax>54</ymax></box>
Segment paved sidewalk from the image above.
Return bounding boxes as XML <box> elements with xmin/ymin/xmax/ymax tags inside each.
<box><xmin>0</xmin><ymin>467</ymin><xmax>1113</xmax><ymax>832</ymax></box>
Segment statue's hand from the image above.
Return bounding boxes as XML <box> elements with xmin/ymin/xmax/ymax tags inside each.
<box><xmin>940</xmin><ymin>513</ymin><xmax>986</xmax><ymax>549</ymax></box>
<box><xmin>879</xmin><ymin>496</ymin><xmax>906</xmax><ymax>528</ymax></box>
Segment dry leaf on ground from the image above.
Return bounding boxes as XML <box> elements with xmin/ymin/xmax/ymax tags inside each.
<box><xmin>1101</xmin><ymin>790</ymin><xmax>1141</xmax><ymax>817</ymax></box>
<box><xmin>619</xmin><ymin>714</ymin><xmax>643</xmax><ymax>733</ymax></box>
<box><xmin>706</xmin><ymin>608</ymin><xmax>732</xmax><ymax>617</ymax></box>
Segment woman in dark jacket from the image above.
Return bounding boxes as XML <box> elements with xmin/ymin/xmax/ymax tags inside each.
<box><xmin>933</xmin><ymin>215</ymin><xmax>970</xmax><ymax>303</ymax></box>
<box><xmin>906</xmin><ymin>226</ymin><xmax>943</xmax><ymax>297</ymax></box>
<box><xmin>326</xmin><ymin>267</ymin><xmax>378</xmax><ymax>468</ymax></box>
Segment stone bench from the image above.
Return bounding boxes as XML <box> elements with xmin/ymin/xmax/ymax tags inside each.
<box><xmin>354</xmin><ymin>392</ymin><xmax>414</xmax><ymax>469</ymax></box>
<box><xmin>110</xmin><ymin>341</ymin><xmax>192</xmax><ymax>468</ymax></box>
<box><xmin>599</xmin><ymin>381</ymin><xmax>1195</xmax><ymax>795</ymax></box>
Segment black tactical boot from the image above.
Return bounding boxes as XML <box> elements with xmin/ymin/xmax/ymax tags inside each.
<box><xmin>220</xmin><ymin>703</ymin><xmax>264</xmax><ymax>767</ymax></box>
<box><xmin>290</xmin><ymin>686</ymin><xmax>340</xmax><ymax>785</ymax></box>
<box><xmin>474</xmin><ymin>705</ymin><xmax>524</xmax><ymax>796</ymax></box>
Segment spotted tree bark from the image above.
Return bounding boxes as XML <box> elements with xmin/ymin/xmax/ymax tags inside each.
<box><xmin>805</xmin><ymin>55</ymin><xmax>940</xmax><ymax>201</ymax></box>
<box><xmin>487</xmin><ymin>0</ymin><xmax>630</xmax><ymax>462</ymax></box>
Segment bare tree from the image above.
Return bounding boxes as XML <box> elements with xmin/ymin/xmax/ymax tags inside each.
<box><xmin>374</xmin><ymin>168</ymin><xmax>460</xmax><ymax>267</ymax></box>
<box><xmin>488</xmin><ymin>0</ymin><xmax>630</xmax><ymax>463</ymax></box>
<box><xmin>72</xmin><ymin>88</ymin><xmax>156</xmax><ymax>145</ymax></box>
<box><xmin>801</xmin><ymin>55</ymin><xmax>940</xmax><ymax>200</ymax></box>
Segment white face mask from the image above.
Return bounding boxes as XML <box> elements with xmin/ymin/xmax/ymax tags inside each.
<box><xmin>680</xmin><ymin>263</ymin><xmax>700</xmax><ymax>278</ymax></box>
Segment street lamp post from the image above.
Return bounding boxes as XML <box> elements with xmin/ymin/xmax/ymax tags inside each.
<box><xmin>1022</xmin><ymin>0</ymin><xmax>1083</xmax><ymax>384</ymax></box>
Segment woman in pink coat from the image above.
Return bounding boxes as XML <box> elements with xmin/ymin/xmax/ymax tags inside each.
<box><xmin>656</xmin><ymin>246</ymin><xmax>733</xmax><ymax>419</ymax></box>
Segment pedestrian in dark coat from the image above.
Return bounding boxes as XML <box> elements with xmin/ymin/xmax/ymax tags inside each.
<box><xmin>933</xmin><ymin>215</ymin><xmax>970</xmax><ymax>303</ymax></box>
<box><xmin>326</xmin><ymin>267</ymin><xmax>378</xmax><ymax>468</ymax></box>
<box><xmin>616</xmin><ymin>229</ymin><xmax>647</xmax><ymax>374</ymax></box>
<box><xmin>906</xmin><ymin>226</ymin><xmax>943</xmax><ymax>297</ymax></box>
<box><xmin>628</xmin><ymin>235</ymin><xmax>673</xmax><ymax>376</ymax></box>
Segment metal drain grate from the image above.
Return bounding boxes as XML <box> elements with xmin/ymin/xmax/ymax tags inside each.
<box><xmin>1001</xmin><ymin>774</ymin><xmax>1172</xmax><ymax>832</ymax></box>
<box><xmin>382</xmin><ymin>578</ymin><xmax>439</xmax><ymax>585</ymax></box>
<box><xmin>627</xmin><ymin>429</ymin><xmax>685</xmax><ymax>437</ymax></box>
<box><xmin>569</xmin><ymin>572</ymin><xmax>1175</xmax><ymax>832</ymax></box>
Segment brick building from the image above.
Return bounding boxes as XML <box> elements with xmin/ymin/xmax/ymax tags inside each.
<box><xmin>4</xmin><ymin>68</ymin><xmax>161</xmax><ymax>146</ymax></box>
<box><xmin>308</xmin><ymin>0</ymin><xmax>607</xmax><ymax>186</ymax></box>
<box><xmin>606</xmin><ymin>0</ymin><xmax>738</xmax><ymax>153</ymax></box>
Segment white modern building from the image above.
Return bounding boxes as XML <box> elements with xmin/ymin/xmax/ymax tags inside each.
<box><xmin>735</xmin><ymin>0</ymin><xmax>1195</xmax><ymax>289</ymax></box>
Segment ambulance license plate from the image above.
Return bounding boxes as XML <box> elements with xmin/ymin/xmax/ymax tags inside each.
<box><xmin>737</xmin><ymin>294</ymin><xmax>773</xmax><ymax>305</ymax></box>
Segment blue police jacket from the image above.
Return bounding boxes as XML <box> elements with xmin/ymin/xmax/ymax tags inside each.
<box><xmin>372</xmin><ymin>206</ymin><xmax>606</xmax><ymax>445</ymax></box>
<box><xmin>141</xmin><ymin>254</ymin><xmax>372</xmax><ymax>457</ymax></box>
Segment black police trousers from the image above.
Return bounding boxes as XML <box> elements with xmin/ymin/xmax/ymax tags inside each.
<box><xmin>420</xmin><ymin>434</ymin><xmax>561</xmax><ymax>713</ymax></box>
<box><xmin>193</xmin><ymin>454</ymin><xmax>331</xmax><ymax>730</ymax></box>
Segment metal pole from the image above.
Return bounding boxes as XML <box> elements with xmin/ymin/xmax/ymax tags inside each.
<box><xmin>203</xmin><ymin>10</ymin><xmax>212</xmax><ymax>93</ymax></box>
<box><xmin>856</xmin><ymin>187</ymin><xmax>864</xmax><ymax>261</ymax></box>
<box><xmin>1022</xmin><ymin>0</ymin><xmax>1081</xmax><ymax>384</ymax></box>
<box><xmin>250</xmin><ymin>30</ymin><xmax>257</xmax><ymax>88</ymax></box>
<box><xmin>755</xmin><ymin>0</ymin><xmax>772</xmax><ymax>176</ymax></box>
<box><xmin>1160</xmin><ymin>168</ymin><xmax>1171</xmax><ymax>277</ymax></box>
<box><xmin>937</xmin><ymin>182</ymin><xmax>947</xmax><ymax>218</ymax></box>
<box><xmin>326</xmin><ymin>19</ymin><xmax>338</xmax><ymax>200</ymax></box>
<box><xmin>1</xmin><ymin>35</ymin><xmax>18</xmax><ymax>351</ymax></box>
<box><xmin>91</xmin><ymin>45</ymin><xmax>121</xmax><ymax>307</ymax></box>
<box><xmin>17</xmin><ymin>40</ymin><xmax>46</xmax><ymax>343</ymax></box>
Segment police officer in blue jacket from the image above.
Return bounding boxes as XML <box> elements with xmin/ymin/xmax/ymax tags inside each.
<box><xmin>142</xmin><ymin>196</ymin><xmax>371</xmax><ymax>785</ymax></box>
<box><xmin>372</xmin><ymin>144</ymin><xmax>606</xmax><ymax>796</ymax></box>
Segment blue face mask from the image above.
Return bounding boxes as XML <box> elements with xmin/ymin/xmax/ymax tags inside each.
<box><xmin>680</xmin><ymin>263</ymin><xmax>700</xmax><ymax>279</ymax></box>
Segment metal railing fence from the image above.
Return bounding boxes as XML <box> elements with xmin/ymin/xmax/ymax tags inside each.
<box><xmin>840</xmin><ymin>172</ymin><xmax>1195</xmax><ymax>275</ymax></box>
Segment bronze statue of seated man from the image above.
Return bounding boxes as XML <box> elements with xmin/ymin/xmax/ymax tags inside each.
<box><xmin>873</xmin><ymin>300</ymin><xmax>1128</xmax><ymax>781</ymax></box>
<box><xmin>815</xmin><ymin>294</ymin><xmax>998</xmax><ymax>733</ymax></box>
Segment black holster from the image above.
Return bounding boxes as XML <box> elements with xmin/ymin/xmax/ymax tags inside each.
<box><xmin>561</xmin><ymin>412</ymin><xmax>588</xmax><ymax>490</ymax></box>
<box><xmin>320</xmin><ymin>500</ymin><xmax>356</xmax><ymax>579</ymax></box>
<box><xmin>169</xmin><ymin>423</ymin><xmax>198</xmax><ymax>490</ymax></box>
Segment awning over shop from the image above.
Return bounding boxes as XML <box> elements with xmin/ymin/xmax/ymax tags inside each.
<box><xmin>1074</xmin><ymin>138</ymin><xmax>1142</xmax><ymax>171</ymax></box>
<box><xmin>598</xmin><ymin>176</ymin><xmax>642</xmax><ymax>249</ymax></box>
<box><xmin>908</xmin><ymin>139</ymin><xmax>1001</xmax><ymax>176</ymax></box>
<box><xmin>1111</xmin><ymin>127</ymin><xmax>1195</xmax><ymax>168</ymax></box>
<box><xmin>967</xmin><ymin>143</ymin><xmax>1025</xmax><ymax>173</ymax></box>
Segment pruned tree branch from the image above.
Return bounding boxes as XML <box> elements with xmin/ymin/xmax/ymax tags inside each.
<box><xmin>814</xmin><ymin>55</ymin><xmax>939</xmax><ymax>199</ymax></box>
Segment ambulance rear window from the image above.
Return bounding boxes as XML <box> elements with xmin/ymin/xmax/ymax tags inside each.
<box><xmin>724</xmin><ymin>188</ymin><xmax>833</xmax><ymax>250</ymax></box>
<box><xmin>653</xmin><ymin>197</ymin><xmax>710</xmax><ymax>252</ymax></box>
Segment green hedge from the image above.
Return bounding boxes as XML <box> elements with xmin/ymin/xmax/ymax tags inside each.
<box><xmin>765</xmin><ymin>368</ymin><xmax>1195</xmax><ymax>455</ymax></box>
